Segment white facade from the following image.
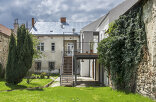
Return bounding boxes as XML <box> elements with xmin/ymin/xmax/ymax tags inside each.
<box><xmin>31</xmin><ymin>35</ymin><xmax>79</xmax><ymax>73</ymax></box>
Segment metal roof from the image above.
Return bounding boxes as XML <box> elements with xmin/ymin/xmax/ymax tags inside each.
<box><xmin>30</xmin><ymin>21</ymin><xmax>90</xmax><ymax>35</ymax></box>
<box><xmin>81</xmin><ymin>15</ymin><xmax>106</xmax><ymax>32</ymax></box>
<box><xmin>108</xmin><ymin>0</ymin><xmax>140</xmax><ymax>23</ymax></box>
<box><xmin>98</xmin><ymin>0</ymin><xmax>140</xmax><ymax>30</ymax></box>
<box><xmin>82</xmin><ymin>0</ymin><xmax>140</xmax><ymax>32</ymax></box>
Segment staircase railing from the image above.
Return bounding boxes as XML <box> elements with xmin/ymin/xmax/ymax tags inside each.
<box><xmin>60</xmin><ymin>51</ymin><xmax>64</xmax><ymax>86</ymax></box>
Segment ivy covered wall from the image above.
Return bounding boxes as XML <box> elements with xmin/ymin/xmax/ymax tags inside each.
<box><xmin>98</xmin><ymin>0</ymin><xmax>156</xmax><ymax>99</ymax></box>
<box><xmin>97</xmin><ymin>2</ymin><xmax>146</xmax><ymax>92</ymax></box>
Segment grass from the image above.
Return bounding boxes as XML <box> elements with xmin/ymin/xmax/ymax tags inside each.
<box><xmin>0</xmin><ymin>78</ymin><xmax>52</xmax><ymax>91</ymax></box>
<box><xmin>0</xmin><ymin>87</ymin><xmax>154</xmax><ymax>102</ymax></box>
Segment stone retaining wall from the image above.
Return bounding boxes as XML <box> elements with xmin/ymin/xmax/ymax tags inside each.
<box><xmin>136</xmin><ymin>0</ymin><xmax>156</xmax><ymax>100</ymax></box>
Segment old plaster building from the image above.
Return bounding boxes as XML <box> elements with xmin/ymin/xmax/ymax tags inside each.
<box><xmin>30</xmin><ymin>17</ymin><xmax>89</xmax><ymax>73</ymax></box>
<box><xmin>0</xmin><ymin>24</ymin><xmax>11</xmax><ymax>70</ymax></box>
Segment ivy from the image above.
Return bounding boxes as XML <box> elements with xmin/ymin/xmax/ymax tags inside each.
<box><xmin>97</xmin><ymin>2</ymin><xmax>146</xmax><ymax>92</ymax></box>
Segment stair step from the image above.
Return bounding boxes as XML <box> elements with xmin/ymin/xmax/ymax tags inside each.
<box><xmin>61</xmin><ymin>77</ymin><xmax>73</xmax><ymax>79</ymax></box>
<box><xmin>63</xmin><ymin>70</ymin><xmax>72</xmax><ymax>72</ymax></box>
<box><xmin>63</xmin><ymin>72</ymin><xmax>72</xmax><ymax>74</ymax></box>
<box><xmin>61</xmin><ymin>82</ymin><xmax>73</xmax><ymax>83</ymax></box>
<box><xmin>63</xmin><ymin>67</ymin><xmax>72</xmax><ymax>68</ymax></box>
<box><xmin>63</xmin><ymin>71</ymin><xmax>72</xmax><ymax>72</ymax></box>
<box><xmin>61</xmin><ymin>83</ymin><xmax>73</xmax><ymax>85</ymax></box>
<box><xmin>61</xmin><ymin>80</ymin><xmax>73</xmax><ymax>82</ymax></box>
<box><xmin>63</xmin><ymin>73</ymin><xmax>72</xmax><ymax>74</ymax></box>
<box><xmin>63</xmin><ymin>67</ymin><xmax>72</xmax><ymax>69</ymax></box>
<box><xmin>63</xmin><ymin>69</ymin><xmax>72</xmax><ymax>70</ymax></box>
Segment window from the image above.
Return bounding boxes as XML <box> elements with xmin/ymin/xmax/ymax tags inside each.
<box><xmin>49</xmin><ymin>62</ymin><xmax>55</xmax><ymax>71</ymax></box>
<box><xmin>35</xmin><ymin>62</ymin><xmax>41</xmax><ymax>70</ymax></box>
<box><xmin>51</xmin><ymin>43</ymin><xmax>55</xmax><ymax>52</ymax></box>
<box><xmin>37</xmin><ymin>43</ymin><xmax>44</xmax><ymax>51</ymax></box>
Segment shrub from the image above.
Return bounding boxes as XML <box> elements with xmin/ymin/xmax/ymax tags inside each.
<box><xmin>40</xmin><ymin>72</ymin><xmax>46</xmax><ymax>79</ymax></box>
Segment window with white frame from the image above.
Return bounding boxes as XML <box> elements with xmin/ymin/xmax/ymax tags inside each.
<box><xmin>51</xmin><ymin>43</ymin><xmax>55</xmax><ymax>52</ymax></box>
<box><xmin>49</xmin><ymin>62</ymin><xmax>55</xmax><ymax>71</ymax></box>
<box><xmin>37</xmin><ymin>43</ymin><xmax>44</xmax><ymax>51</ymax></box>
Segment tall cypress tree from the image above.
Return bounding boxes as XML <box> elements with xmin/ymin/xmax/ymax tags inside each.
<box><xmin>6</xmin><ymin>33</ymin><xmax>17</xmax><ymax>84</ymax></box>
<box><xmin>6</xmin><ymin>25</ymin><xmax>34</xmax><ymax>84</ymax></box>
<box><xmin>16</xmin><ymin>25</ymin><xmax>27</xmax><ymax>83</ymax></box>
<box><xmin>24</xmin><ymin>31</ymin><xmax>34</xmax><ymax>71</ymax></box>
<box><xmin>16</xmin><ymin>25</ymin><xmax>34</xmax><ymax>84</ymax></box>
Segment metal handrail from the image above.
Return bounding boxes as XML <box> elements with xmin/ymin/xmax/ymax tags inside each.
<box><xmin>60</xmin><ymin>51</ymin><xmax>64</xmax><ymax>86</ymax></box>
<box><xmin>60</xmin><ymin>51</ymin><xmax>64</xmax><ymax>75</ymax></box>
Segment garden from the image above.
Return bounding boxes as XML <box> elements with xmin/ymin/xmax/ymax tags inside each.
<box><xmin>0</xmin><ymin>73</ymin><xmax>58</xmax><ymax>91</ymax></box>
<box><xmin>0</xmin><ymin>87</ymin><xmax>154</xmax><ymax>102</ymax></box>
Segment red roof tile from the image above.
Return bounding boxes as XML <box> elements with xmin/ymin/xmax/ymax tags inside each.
<box><xmin>0</xmin><ymin>24</ymin><xmax>11</xmax><ymax>36</ymax></box>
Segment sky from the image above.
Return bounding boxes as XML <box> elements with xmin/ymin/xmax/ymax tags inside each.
<box><xmin>0</xmin><ymin>0</ymin><xmax>125</xmax><ymax>29</ymax></box>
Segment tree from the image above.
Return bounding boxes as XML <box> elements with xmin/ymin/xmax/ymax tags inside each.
<box><xmin>6</xmin><ymin>33</ymin><xmax>17</xmax><ymax>84</ymax></box>
<box><xmin>0</xmin><ymin>63</ymin><xmax>4</xmax><ymax>78</ymax></box>
<box><xmin>6</xmin><ymin>25</ymin><xmax>34</xmax><ymax>84</ymax></box>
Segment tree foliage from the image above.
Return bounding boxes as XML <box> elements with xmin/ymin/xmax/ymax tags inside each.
<box><xmin>6</xmin><ymin>33</ymin><xmax>17</xmax><ymax>83</ymax></box>
<box><xmin>6</xmin><ymin>25</ymin><xmax>34</xmax><ymax>84</ymax></box>
<box><xmin>30</xmin><ymin>34</ymin><xmax>42</xmax><ymax>61</ymax></box>
<box><xmin>0</xmin><ymin>63</ymin><xmax>4</xmax><ymax>78</ymax></box>
<box><xmin>97</xmin><ymin>3</ymin><xmax>146</xmax><ymax>92</ymax></box>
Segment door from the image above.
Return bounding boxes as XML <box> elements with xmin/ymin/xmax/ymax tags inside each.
<box><xmin>67</xmin><ymin>43</ymin><xmax>74</xmax><ymax>56</ymax></box>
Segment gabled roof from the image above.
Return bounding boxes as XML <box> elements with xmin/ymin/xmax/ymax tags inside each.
<box><xmin>108</xmin><ymin>0</ymin><xmax>140</xmax><ymax>23</ymax></box>
<box><xmin>84</xmin><ymin>0</ymin><xmax>141</xmax><ymax>31</ymax></box>
<box><xmin>30</xmin><ymin>21</ymin><xmax>89</xmax><ymax>35</ymax></box>
<box><xmin>0</xmin><ymin>24</ymin><xmax>11</xmax><ymax>36</ymax></box>
<box><xmin>81</xmin><ymin>15</ymin><xmax>106</xmax><ymax>32</ymax></box>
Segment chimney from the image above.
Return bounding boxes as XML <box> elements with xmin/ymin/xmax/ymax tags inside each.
<box><xmin>14</xmin><ymin>18</ymin><xmax>19</xmax><ymax>35</ymax></box>
<box><xmin>60</xmin><ymin>17</ymin><xmax>66</xmax><ymax>23</ymax></box>
<box><xmin>32</xmin><ymin>18</ymin><xmax>35</xmax><ymax>27</ymax></box>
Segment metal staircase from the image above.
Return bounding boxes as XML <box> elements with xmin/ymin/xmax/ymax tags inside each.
<box><xmin>60</xmin><ymin>52</ymin><xmax>74</xmax><ymax>86</ymax></box>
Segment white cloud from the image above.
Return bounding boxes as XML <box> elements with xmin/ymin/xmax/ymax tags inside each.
<box><xmin>0</xmin><ymin>0</ymin><xmax>125</xmax><ymax>28</ymax></box>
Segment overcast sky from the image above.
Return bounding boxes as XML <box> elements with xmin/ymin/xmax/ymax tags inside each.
<box><xmin>0</xmin><ymin>0</ymin><xmax>125</xmax><ymax>28</ymax></box>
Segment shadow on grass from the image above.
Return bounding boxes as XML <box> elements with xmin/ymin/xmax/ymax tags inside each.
<box><xmin>26</xmin><ymin>87</ymin><xmax>44</xmax><ymax>91</ymax></box>
<box><xmin>0</xmin><ymin>78</ymin><xmax>5</xmax><ymax>82</ymax></box>
<box><xmin>109</xmin><ymin>88</ymin><xmax>134</xmax><ymax>95</ymax></box>
<box><xmin>5</xmin><ymin>83</ymin><xmax>27</xmax><ymax>90</ymax></box>
<box><xmin>5</xmin><ymin>83</ymin><xmax>44</xmax><ymax>91</ymax></box>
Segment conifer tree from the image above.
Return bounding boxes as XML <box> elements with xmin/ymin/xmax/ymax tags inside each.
<box><xmin>6</xmin><ymin>33</ymin><xmax>17</xmax><ymax>84</ymax></box>
<box><xmin>6</xmin><ymin>25</ymin><xmax>34</xmax><ymax>84</ymax></box>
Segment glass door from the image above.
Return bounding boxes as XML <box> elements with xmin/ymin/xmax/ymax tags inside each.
<box><xmin>67</xmin><ymin>43</ymin><xmax>74</xmax><ymax>56</ymax></box>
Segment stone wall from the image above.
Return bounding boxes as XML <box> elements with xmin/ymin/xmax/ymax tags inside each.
<box><xmin>0</xmin><ymin>33</ymin><xmax>10</xmax><ymax>70</ymax></box>
<box><xmin>136</xmin><ymin>0</ymin><xmax>156</xmax><ymax>100</ymax></box>
<box><xmin>136</xmin><ymin>60</ymin><xmax>156</xmax><ymax>99</ymax></box>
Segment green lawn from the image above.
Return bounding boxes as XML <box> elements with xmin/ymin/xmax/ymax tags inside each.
<box><xmin>0</xmin><ymin>78</ymin><xmax>52</xmax><ymax>91</ymax></box>
<box><xmin>0</xmin><ymin>87</ymin><xmax>154</xmax><ymax>102</ymax></box>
